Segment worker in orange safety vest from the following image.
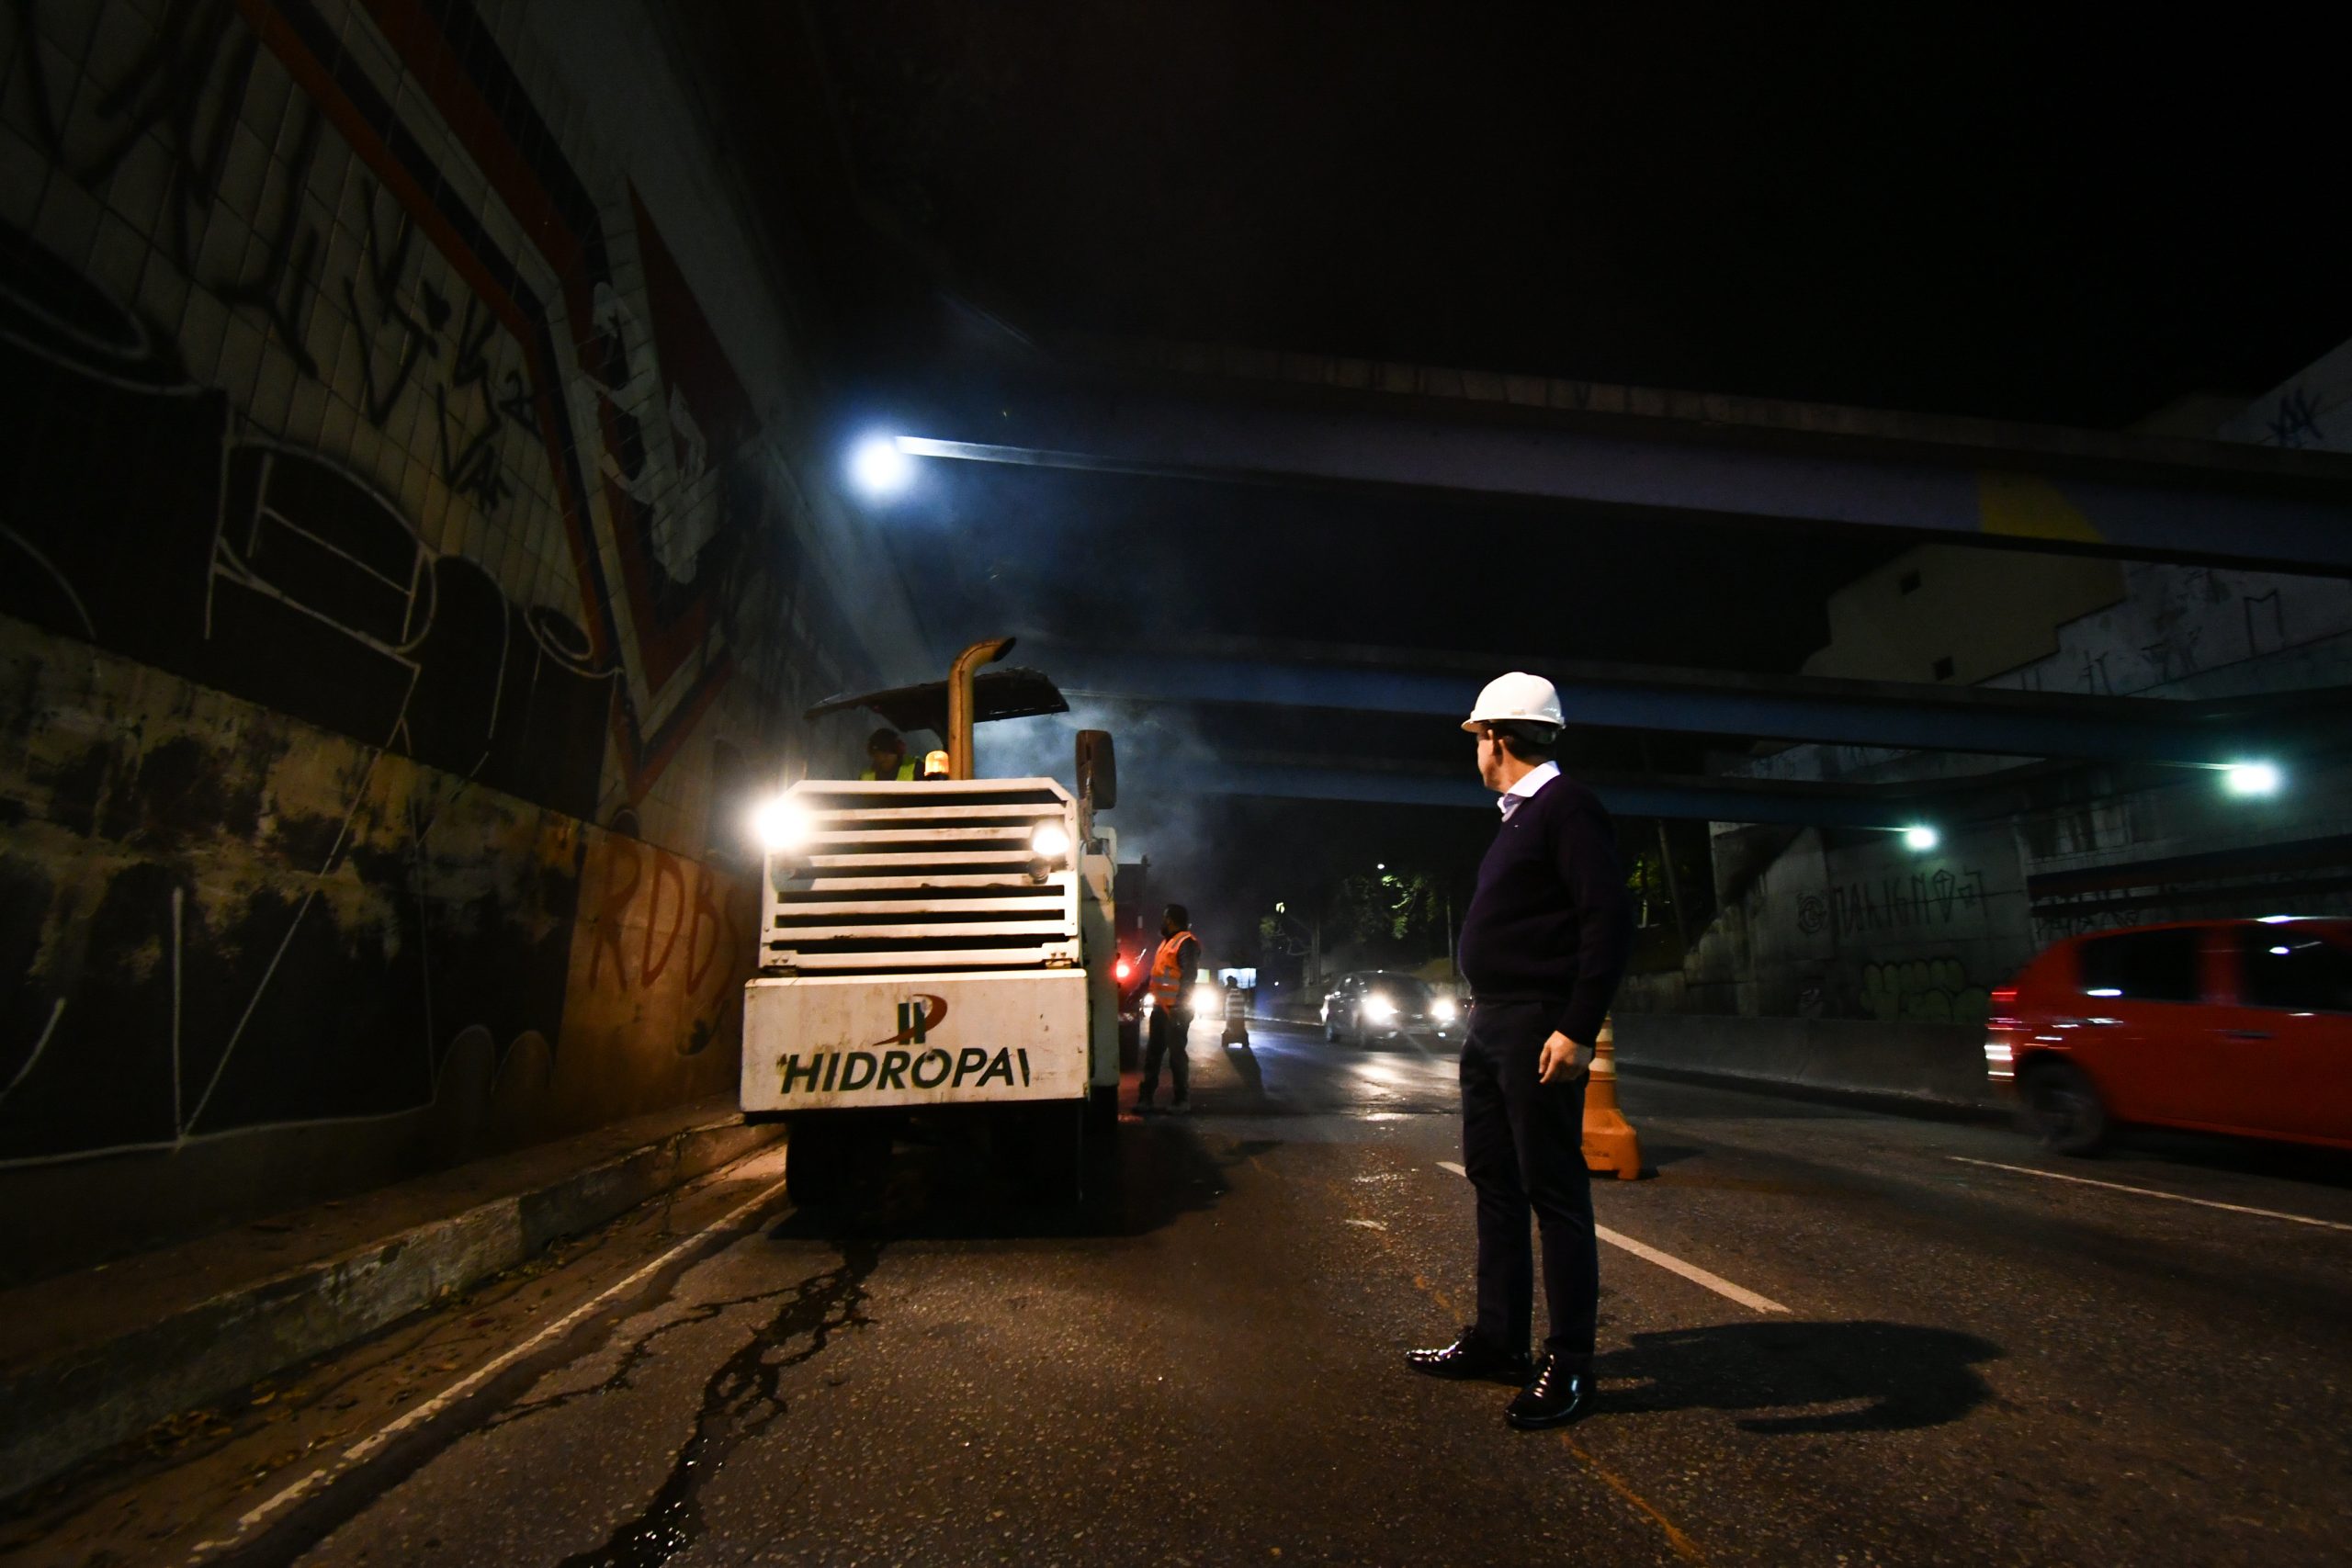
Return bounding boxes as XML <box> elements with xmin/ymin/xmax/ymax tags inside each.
<box><xmin>1137</xmin><ymin>904</ymin><xmax>1201</xmax><ymax>1113</ymax></box>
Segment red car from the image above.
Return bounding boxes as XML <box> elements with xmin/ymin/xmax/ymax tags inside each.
<box><xmin>1988</xmin><ymin>917</ymin><xmax>2352</xmax><ymax>1155</ymax></box>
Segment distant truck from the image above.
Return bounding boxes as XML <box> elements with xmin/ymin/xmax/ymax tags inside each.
<box><xmin>741</xmin><ymin>639</ymin><xmax>1122</xmax><ymax>1204</ymax></box>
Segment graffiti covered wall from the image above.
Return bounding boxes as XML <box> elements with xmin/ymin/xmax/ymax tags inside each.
<box><xmin>0</xmin><ymin>0</ymin><xmax>902</xmax><ymax>1266</ymax></box>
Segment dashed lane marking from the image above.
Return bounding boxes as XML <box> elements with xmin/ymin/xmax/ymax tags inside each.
<box><xmin>187</xmin><ymin>1162</ymin><xmax>795</xmax><ymax>1562</ymax></box>
<box><xmin>1435</xmin><ymin>1162</ymin><xmax>1789</xmax><ymax>1314</ymax></box>
<box><xmin>1948</xmin><ymin>1156</ymin><xmax>2352</xmax><ymax>1233</ymax></box>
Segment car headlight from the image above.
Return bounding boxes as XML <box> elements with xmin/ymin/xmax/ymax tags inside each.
<box><xmin>1430</xmin><ymin>997</ymin><xmax>1458</xmax><ymax>1023</ymax></box>
<box><xmin>1362</xmin><ymin>993</ymin><xmax>1397</xmax><ymax>1022</ymax></box>
<box><xmin>1193</xmin><ymin>984</ymin><xmax>1221</xmax><ymax>1013</ymax></box>
<box><xmin>1030</xmin><ymin>822</ymin><xmax>1071</xmax><ymax>860</ymax></box>
<box><xmin>750</xmin><ymin>796</ymin><xmax>811</xmax><ymax>854</ymax></box>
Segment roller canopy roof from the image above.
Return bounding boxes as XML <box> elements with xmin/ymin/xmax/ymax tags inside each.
<box><xmin>804</xmin><ymin>667</ymin><xmax>1071</xmax><ymax>735</ymax></box>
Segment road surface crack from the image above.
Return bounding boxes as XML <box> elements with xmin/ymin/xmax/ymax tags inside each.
<box><xmin>554</xmin><ymin>1240</ymin><xmax>880</xmax><ymax>1568</ymax></box>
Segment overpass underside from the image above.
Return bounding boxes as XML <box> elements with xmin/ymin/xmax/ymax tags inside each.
<box><xmin>869</xmin><ymin>338</ymin><xmax>2352</xmax><ymax>826</ymax></box>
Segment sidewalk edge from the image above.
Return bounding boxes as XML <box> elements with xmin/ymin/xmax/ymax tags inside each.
<box><xmin>1615</xmin><ymin>1061</ymin><xmax>2008</xmax><ymax>1124</ymax></box>
<box><xmin>0</xmin><ymin>1117</ymin><xmax>781</xmax><ymax>1503</ymax></box>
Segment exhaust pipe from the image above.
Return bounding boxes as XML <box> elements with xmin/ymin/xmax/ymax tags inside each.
<box><xmin>947</xmin><ymin>637</ymin><xmax>1015</xmax><ymax>780</ymax></box>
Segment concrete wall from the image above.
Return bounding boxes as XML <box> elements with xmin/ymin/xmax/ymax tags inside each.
<box><xmin>0</xmin><ymin>0</ymin><xmax>916</xmax><ymax>1275</ymax></box>
<box><xmin>1803</xmin><ymin>544</ymin><xmax>2124</xmax><ymax>687</ymax></box>
<box><xmin>1611</xmin><ymin>1013</ymin><xmax>1995</xmax><ymax>1111</ymax></box>
<box><xmin>1627</xmin><ymin>450</ymin><xmax>2352</xmax><ymax>1027</ymax></box>
<box><xmin>1623</xmin><ymin>816</ymin><xmax>2031</xmax><ymax>1024</ymax></box>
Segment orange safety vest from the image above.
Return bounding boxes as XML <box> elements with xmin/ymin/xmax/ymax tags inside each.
<box><xmin>1148</xmin><ymin>933</ymin><xmax>1199</xmax><ymax>1010</ymax></box>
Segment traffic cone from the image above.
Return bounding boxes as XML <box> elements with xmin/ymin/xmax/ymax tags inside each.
<box><xmin>1581</xmin><ymin>1016</ymin><xmax>1645</xmax><ymax>1179</ymax></box>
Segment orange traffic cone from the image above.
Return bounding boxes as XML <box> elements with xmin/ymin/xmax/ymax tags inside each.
<box><xmin>1581</xmin><ymin>1016</ymin><xmax>1644</xmax><ymax>1179</ymax></box>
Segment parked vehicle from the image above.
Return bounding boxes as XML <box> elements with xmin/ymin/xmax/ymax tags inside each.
<box><xmin>1320</xmin><ymin>971</ymin><xmax>1459</xmax><ymax>1046</ymax></box>
<box><xmin>1987</xmin><ymin>917</ymin><xmax>2352</xmax><ymax>1156</ymax></box>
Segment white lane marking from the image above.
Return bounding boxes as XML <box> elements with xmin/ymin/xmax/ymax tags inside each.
<box><xmin>1593</xmin><ymin>1226</ymin><xmax>1790</xmax><ymax>1314</ymax></box>
<box><xmin>187</xmin><ymin>1163</ymin><xmax>793</xmax><ymax>1562</ymax></box>
<box><xmin>1433</xmin><ymin>1163</ymin><xmax>1787</xmax><ymax>1314</ymax></box>
<box><xmin>1948</xmin><ymin>1156</ymin><xmax>2352</xmax><ymax>1234</ymax></box>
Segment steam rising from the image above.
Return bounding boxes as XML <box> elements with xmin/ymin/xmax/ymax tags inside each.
<box><xmin>978</xmin><ymin>698</ymin><xmax>1231</xmax><ymax>953</ymax></box>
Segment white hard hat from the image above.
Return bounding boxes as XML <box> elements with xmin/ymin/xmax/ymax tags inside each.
<box><xmin>1463</xmin><ymin>671</ymin><xmax>1564</xmax><ymax>731</ymax></box>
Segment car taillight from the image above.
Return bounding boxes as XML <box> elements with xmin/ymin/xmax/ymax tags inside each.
<box><xmin>1115</xmin><ymin>957</ymin><xmax>1133</xmax><ymax>982</ymax></box>
<box><xmin>1987</xmin><ymin>987</ymin><xmax>2021</xmax><ymax>1031</ymax></box>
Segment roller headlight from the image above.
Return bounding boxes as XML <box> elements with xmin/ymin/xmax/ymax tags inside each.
<box><xmin>1430</xmin><ymin>997</ymin><xmax>1458</xmax><ymax>1023</ymax></box>
<box><xmin>751</xmin><ymin>796</ymin><xmax>811</xmax><ymax>855</ymax></box>
<box><xmin>1030</xmin><ymin>822</ymin><xmax>1072</xmax><ymax>860</ymax></box>
<box><xmin>1362</xmin><ymin>993</ymin><xmax>1397</xmax><ymax>1022</ymax></box>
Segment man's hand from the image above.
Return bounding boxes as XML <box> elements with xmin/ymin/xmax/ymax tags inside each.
<box><xmin>1537</xmin><ymin>1031</ymin><xmax>1590</xmax><ymax>1085</ymax></box>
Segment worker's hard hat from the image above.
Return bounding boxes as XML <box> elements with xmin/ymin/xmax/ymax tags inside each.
<box><xmin>1463</xmin><ymin>671</ymin><xmax>1564</xmax><ymax>731</ymax></box>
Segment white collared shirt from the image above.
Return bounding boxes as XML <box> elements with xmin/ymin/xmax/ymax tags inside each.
<box><xmin>1497</xmin><ymin>760</ymin><xmax>1560</xmax><ymax>820</ymax></box>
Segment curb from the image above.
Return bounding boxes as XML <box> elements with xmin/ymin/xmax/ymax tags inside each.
<box><xmin>0</xmin><ymin>1116</ymin><xmax>782</xmax><ymax>1503</ymax></box>
<box><xmin>1614</xmin><ymin>1060</ymin><xmax>2008</xmax><ymax>1124</ymax></box>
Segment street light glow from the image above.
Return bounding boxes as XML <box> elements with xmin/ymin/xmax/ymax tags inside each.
<box><xmin>2223</xmin><ymin>761</ymin><xmax>2282</xmax><ymax>797</ymax></box>
<box><xmin>847</xmin><ymin>434</ymin><xmax>914</xmax><ymax>497</ymax></box>
<box><xmin>1903</xmin><ymin>825</ymin><xmax>1939</xmax><ymax>852</ymax></box>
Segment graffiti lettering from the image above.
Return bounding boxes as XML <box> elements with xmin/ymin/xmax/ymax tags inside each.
<box><xmin>685</xmin><ymin>867</ymin><xmax>723</xmax><ymax>991</ymax></box>
<box><xmin>1815</xmin><ymin>869</ymin><xmax>1987</xmax><ymax>940</ymax></box>
<box><xmin>2267</xmin><ymin>386</ymin><xmax>2324</xmax><ymax>450</ymax></box>
<box><xmin>640</xmin><ymin>852</ymin><xmax>686</xmax><ymax>985</ymax></box>
<box><xmin>1861</xmin><ymin>958</ymin><xmax>1989</xmax><ymax>1024</ymax></box>
<box><xmin>587</xmin><ymin>839</ymin><xmax>642</xmax><ymax>991</ymax></box>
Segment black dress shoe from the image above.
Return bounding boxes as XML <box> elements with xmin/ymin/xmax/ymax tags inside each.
<box><xmin>1405</xmin><ymin>1329</ymin><xmax>1534</xmax><ymax>1384</ymax></box>
<box><xmin>1504</xmin><ymin>1355</ymin><xmax>1591</xmax><ymax>1429</ymax></box>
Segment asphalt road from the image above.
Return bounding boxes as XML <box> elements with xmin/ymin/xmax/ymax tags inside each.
<box><xmin>9</xmin><ymin>1018</ymin><xmax>2352</xmax><ymax>1566</ymax></box>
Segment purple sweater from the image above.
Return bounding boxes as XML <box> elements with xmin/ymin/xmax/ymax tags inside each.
<box><xmin>1455</xmin><ymin>773</ymin><xmax>1634</xmax><ymax>1045</ymax></box>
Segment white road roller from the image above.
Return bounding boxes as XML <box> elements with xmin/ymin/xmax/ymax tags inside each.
<box><xmin>741</xmin><ymin>638</ymin><xmax>1122</xmax><ymax>1204</ymax></box>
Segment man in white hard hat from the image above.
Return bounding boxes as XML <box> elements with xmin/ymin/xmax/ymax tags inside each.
<box><xmin>1406</xmin><ymin>671</ymin><xmax>1633</xmax><ymax>1429</ymax></box>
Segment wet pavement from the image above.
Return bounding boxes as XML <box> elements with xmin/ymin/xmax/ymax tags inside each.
<box><xmin>7</xmin><ymin>1019</ymin><xmax>2352</xmax><ymax>1566</ymax></box>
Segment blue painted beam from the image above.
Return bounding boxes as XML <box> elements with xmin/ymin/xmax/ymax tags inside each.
<box><xmin>1176</xmin><ymin>761</ymin><xmax>1941</xmax><ymax>829</ymax></box>
<box><xmin>1046</xmin><ymin>649</ymin><xmax>2328</xmax><ymax>764</ymax></box>
<box><xmin>895</xmin><ymin>371</ymin><xmax>2352</xmax><ymax>573</ymax></box>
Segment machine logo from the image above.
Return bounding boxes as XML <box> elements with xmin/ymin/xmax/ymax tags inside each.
<box><xmin>874</xmin><ymin>994</ymin><xmax>949</xmax><ymax>1047</ymax></box>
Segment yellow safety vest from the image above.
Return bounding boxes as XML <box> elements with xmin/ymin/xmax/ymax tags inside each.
<box><xmin>859</xmin><ymin>761</ymin><xmax>919</xmax><ymax>781</ymax></box>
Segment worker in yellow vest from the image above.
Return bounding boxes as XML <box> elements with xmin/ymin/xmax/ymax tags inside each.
<box><xmin>859</xmin><ymin>728</ymin><xmax>919</xmax><ymax>782</ymax></box>
<box><xmin>1137</xmin><ymin>904</ymin><xmax>1201</xmax><ymax>1113</ymax></box>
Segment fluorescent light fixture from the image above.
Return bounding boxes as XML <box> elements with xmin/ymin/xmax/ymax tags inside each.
<box><xmin>2086</xmin><ymin>987</ymin><xmax>2122</xmax><ymax>998</ymax></box>
<box><xmin>2222</xmin><ymin>761</ymin><xmax>2282</xmax><ymax>797</ymax></box>
<box><xmin>847</xmin><ymin>434</ymin><xmax>915</xmax><ymax>497</ymax></box>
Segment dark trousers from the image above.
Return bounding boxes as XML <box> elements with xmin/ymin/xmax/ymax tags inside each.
<box><xmin>1460</xmin><ymin>1000</ymin><xmax>1598</xmax><ymax>1364</ymax></box>
<box><xmin>1140</xmin><ymin>1008</ymin><xmax>1192</xmax><ymax>1103</ymax></box>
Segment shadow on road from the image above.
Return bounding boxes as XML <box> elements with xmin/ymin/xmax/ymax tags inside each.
<box><xmin>766</xmin><ymin>1112</ymin><xmax>1246</xmax><ymax>1246</ymax></box>
<box><xmin>1597</xmin><ymin>1319</ymin><xmax>2001</xmax><ymax>1433</ymax></box>
<box><xmin>1221</xmin><ymin>1041</ymin><xmax>1268</xmax><ymax>1099</ymax></box>
<box><xmin>2109</xmin><ymin>1128</ymin><xmax>2352</xmax><ymax>1191</ymax></box>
